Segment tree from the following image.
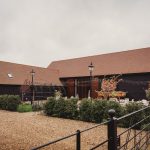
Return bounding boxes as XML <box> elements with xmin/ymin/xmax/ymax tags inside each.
<box><xmin>99</xmin><ymin>75</ymin><xmax>123</xmax><ymax>100</ymax></box>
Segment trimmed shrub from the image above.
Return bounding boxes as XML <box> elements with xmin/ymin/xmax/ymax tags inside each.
<box><xmin>7</xmin><ymin>95</ymin><xmax>21</xmax><ymax>111</ymax></box>
<box><xmin>43</xmin><ymin>97</ymin><xmax>149</xmax><ymax>129</ymax></box>
<box><xmin>44</xmin><ymin>97</ymin><xmax>56</xmax><ymax>115</ymax></box>
<box><xmin>44</xmin><ymin>97</ymin><xmax>78</xmax><ymax>119</ymax></box>
<box><xmin>63</xmin><ymin>99</ymin><xmax>78</xmax><ymax>119</ymax></box>
<box><xmin>0</xmin><ymin>95</ymin><xmax>8</xmax><ymax>109</ymax></box>
<box><xmin>92</xmin><ymin>100</ymin><xmax>107</xmax><ymax>123</ymax></box>
<box><xmin>79</xmin><ymin>99</ymin><xmax>124</xmax><ymax>123</ymax></box>
<box><xmin>79</xmin><ymin>99</ymin><xmax>93</xmax><ymax>122</ymax></box>
<box><xmin>0</xmin><ymin>95</ymin><xmax>21</xmax><ymax>111</ymax></box>
<box><xmin>17</xmin><ymin>104</ymin><xmax>32</xmax><ymax>112</ymax></box>
<box><xmin>105</xmin><ymin>101</ymin><xmax>124</xmax><ymax>119</ymax></box>
<box><xmin>121</xmin><ymin>102</ymin><xmax>144</xmax><ymax>129</ymax></box>
<box><xmin>53</xmin><ymin>98</ymin><xmax>66</xmax><ymax>117</ymax></box>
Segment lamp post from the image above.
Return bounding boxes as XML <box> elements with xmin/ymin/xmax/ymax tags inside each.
<box><xmin>30</xmin><ymin>69</ymin><xmax>35</xmax><ymax>105</ymax></box>
<box><xmin>88</xmin><ymin>62</ymin><xmax>94</xmax><ymax>98</ymax></box>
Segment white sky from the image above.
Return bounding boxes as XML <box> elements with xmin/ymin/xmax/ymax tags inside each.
<box><xmin>0</xmin><ymin>0</ymin><xmax>150</xmax><ymax>67</ymax></box>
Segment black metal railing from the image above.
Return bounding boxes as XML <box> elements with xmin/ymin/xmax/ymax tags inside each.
<box><xmin>32</xmin><ymin>106</ymin><xmax>150</xmax><ymax>150</ymax></box>
<box><xmin>116</xmin><ymin>106</ymin><xmax>150</xmax><ymax>150</ymax></box>
<box><xmin>32</xmin><ymin>120</ymin><xmax>109</xmax><ymax>150</ymax></box>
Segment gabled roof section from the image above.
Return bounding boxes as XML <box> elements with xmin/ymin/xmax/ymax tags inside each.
<box><xmin>0</xmin><ymin>61</ymin><xmax>62</xmax><ymax>86</ymax></box>
<box><xmin>48</xmin><ymin>47</ymin><xmax>150</xmax><ymax>78</ymax></box>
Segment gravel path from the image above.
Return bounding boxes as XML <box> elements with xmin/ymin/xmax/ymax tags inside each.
<box><xmin>0</xmin><ymin>110</ymin><xmax>109</xmax><ymax>150</ymax></box>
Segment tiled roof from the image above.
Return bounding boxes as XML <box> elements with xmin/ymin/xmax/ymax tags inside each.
<box><xmin>48</xmin><ymin>47</ymin><xmax>150</xmax><ymax>78</ymax></box>
<box><xmin>0</xmin><ymin>61</ymin><xmax>62</xmax><ymax>86</ymax></box>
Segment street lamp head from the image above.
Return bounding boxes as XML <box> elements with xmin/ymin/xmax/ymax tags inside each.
<box><xmin>30</xmin><ymin>69</ymin><xmax>35</xmax><ymax>76</ymax></box>
<box><xmin>88</xmin><ymin>62</ymin><xmax>94</xmax><ymax>72</ymax></box>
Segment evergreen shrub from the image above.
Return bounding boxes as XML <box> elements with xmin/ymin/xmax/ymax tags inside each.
<box><xmin>44</xmin><ymin>97</ymin><xmax>56</xmax><ymax>115</ymax></box>
<box><xmin>45</xmin><ymin>97</ymin><xmax>79</xmax><ymax>119</ymax></box>
<box><xmin>92</xmin><ymin>100</ymin><xmax>107</xmax><ymax>123</ymax></box>
<box><xmin>7</xmin><ymin>95</ymin><xmax>21</xmax><ymax>111</ymax></box>
<box><xmin>44</xmin><ymin>97</ymin><xmax>149</xmax><ymax>130</ymax></box>
<box><xmin>63</xmin><ymin>99</ymin><xmax>78</xmax><ymax>119</ymax></box>
<box><xmin>0</xmin><ymin>95</ymin><xmax>8</xmax><ymax>109</ymax></box>
<box><xmin>79</xmin><ymin>99</ymin><xmax>93</xmax><ymax>122</ymax></box>
<box><xmin>120</xmin><ymin>102</ymin><xmax>144</xmax><ymax>129</ymax></box>
<box><xmin>0</xmin><ymin>95</ymin><xmax>21</xmax><ymax>111</ymax></box>
<box><xmin>105</xmin><ymin>101</ymin><xmax>124</xmax><ymax>118</ymax></box>
<box><xmin>53</xmin><ymin>98</ymin><xmax>66</xmax><ymax>117</ymax></box>
<box><xmin>17</xmin><ymin>103</ymin><xmax>32</xmax><ymax>112</ymax></box>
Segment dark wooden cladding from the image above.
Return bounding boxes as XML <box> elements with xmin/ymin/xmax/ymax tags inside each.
<box><xmin>77</xmin><ymin>78</ymin><xmax>90</xmax><ymax>99</ymax></box>
<box><xmin>0</xmin><ymin>84</ymin><xmax>65</xmax><ymax>100</ymax></box>
<box><xmin>0</xmin><ymin>73</ymin><xmax>150</xmax><ymax>100</ymax></box>
<box><xmin>117</xmin><ymin>73</ymin><xmax>149</xmax><ymax>100</ymax></box>
<box><xmin>66</xmin><ymin>79</ymin><xmax>75</xmax><ymax>98</ymax></box>
<box><xmin>61</xmin><ymin>73</ymin><xmax>150</xmax><ymax>100</ymax></box>
<box><xmin>0</xmin><ymin>84</ymin><xmax>20</xmax><ymax>95</ymax></box>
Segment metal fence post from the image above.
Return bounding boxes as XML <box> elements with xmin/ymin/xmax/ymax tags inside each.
<box><xmin>108</xmin><ymin>109</ymin><xmax>117</xmax><ymax>150</ymax></box>
<box><xmin>76</xmin><ymin>130</ymin><xmax>81</xmax><ymax>150</ymax></box>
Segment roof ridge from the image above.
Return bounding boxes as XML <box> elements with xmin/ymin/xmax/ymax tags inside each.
<box><xmin>0</xmin><ymin>60</ymin><xmax>46</xmax><ymax>69</ymax></box>
<box><xmin>49</xmin><ymin>47</ymin><xmax>150</xmax><ymax>64</ymax></box>
<box><xmin>47</xmin><ymin>47</ymin><xmax>150</xmax><ymax>78</ymax></box>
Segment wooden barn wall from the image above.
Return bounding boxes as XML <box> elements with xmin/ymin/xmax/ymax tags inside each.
<box><xmin>116</xmin><ymin>73</ymin><xmax>150</xmax><ymax>100</ymax></box>
<box><xmin>0</xmin><ymin>84</ymin><xmax>65</xmax><ymax>100</ymax></box>
<box><xmin>1</xmin><ymin>73</ymin><xmax>148</xmax><ymax>100</ymax></box>
<box><xmin>91</xmin><ymin>79</ymin><xmax>99</xmax><ymax>98</ymax></box>
<box><xmin>23</xmin><ymin>85</ymin><xmax>65</xmax><ymax>100</ymax></box>
<box><xmin>62</xmin><ymin>79</ymin><xmax>75</xmax><ymax>98</ymax></box>
<box><xmin>61</xmin><ymin>73</ymin><xmax>150</xmax><ymax>100</ymax></box>
<box><xmin>98</xmin><ymin>73</ymin><xmax>150</xmax><ymax>100</ymax></box>
<box><xmin>61</xmin><ymin>77</ymin><xmax>99</xmax><ymax>99</ymax></box>
<box><xmin>0</xmin><ymin>84</ymin><xmax>20</xmax><ymax>95</ymax></box>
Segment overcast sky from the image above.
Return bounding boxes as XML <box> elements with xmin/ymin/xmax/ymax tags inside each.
<box><xmin>0</xmin><ymin>0</ymin><xmax>150</xmax><ymax>67</ymax></box>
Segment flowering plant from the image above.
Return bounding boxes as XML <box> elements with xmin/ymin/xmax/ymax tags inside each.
<box><xmin>101</xmin><ymin>75</ymin><xmax>122</xmax><ymax>92</ymax></box>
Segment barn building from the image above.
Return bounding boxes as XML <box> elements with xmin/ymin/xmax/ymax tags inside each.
<box><xmin>48</xmin><ymin>47</ymin><xmax>150</xmax><ymax>100</ymax></box>
<box><xmin>0</xmin><ymin>61</ymin><xmax>62</xmax><ymax>100</ymax></box>
<box><xmin>0</xmin><ymin>47</ymin><xmax>150</xmax><ymax>100</ymax></box>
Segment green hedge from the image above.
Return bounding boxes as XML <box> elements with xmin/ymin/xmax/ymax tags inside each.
<box><xmin>0</xmin><ymin>95</ymin><xmax>21</xmax><ymax>111</ymax></box>
<box><xmin>79</xmin><ymin>99</ymin><xmax>94</xmax><ymax>122</ymax></box>
<box><xmin>44</xmin><ymin>97</ymin><xmax>149</xmax><ymax>129</ymax></box>
<box><xmin>92</xmin><ymin>100</ymin><xmax>107</xmax><ymax>123</ymax></box>
<box><xmin>17</xmin><ymin>104</ymin><xmax>32</xmax><ymax>112</ymax></box>
<box><xmin>44</xmin><ymin>97</ymin><xmax>78</xmax><ymax>119</ymax></box>
<box><xmin>119</xmin><ymin>102</ymin><xmax>145</xmax><ymax>129</ymax></box>
<box><xmin>44</xmin><ymin>97</ymin><xmax>57</xmax><ymax>115</ymax></box>
<box><xmin>45</xmin><ymin>97</ymin><xmax>123</xmax><ymax>123</ymax></box>
<box><xmin>62</xmin><ymin>99</ymin><xmax>78</xmax><ymax>119</ymax></box>
<box><xmin>45</xmin><ymin>98</ymin><xmax>124</xmax><ymax>123</ymax></box>
<box><xmin>0</xmin><ymin>95</ymin><xmax>8</xmax><ymax>109</ymax></box>
<box><xmin>105</xmin><ymin>101</ymin><xmax>124</xmax><ymax>118</ymax></box>
<box><xmin>79</xmin><ymin>100</ymin><xmax>123</xmax><ymax>123</ymax></box>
